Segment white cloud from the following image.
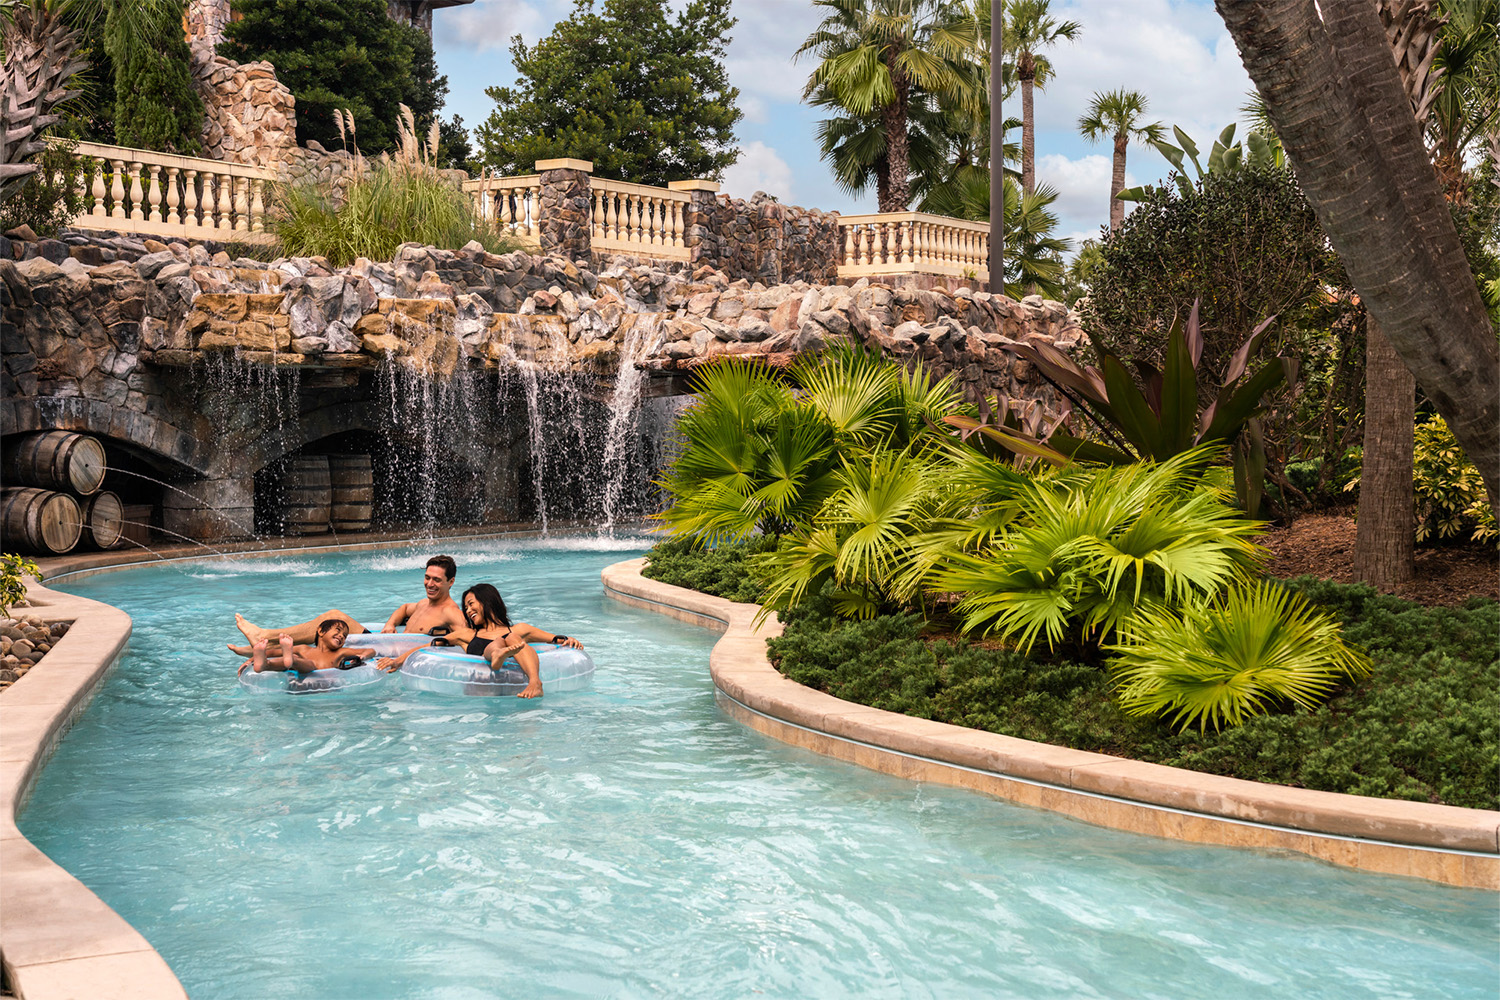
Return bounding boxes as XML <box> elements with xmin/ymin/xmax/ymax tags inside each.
<box><xmin>723</xmin><ymin>141</ymin><xmax>794</xmax><ymax>201</ymax></box>
<box><xmin>725</xmin><ymin>0</ymin><xmax>826</xmax><ymax>104</ymax></box>
<box><xmin>1036</xmin><ymin>152</ymin><xmax>1141</xmax><ymax>237</ymax></box>
<box><xmin>434</xmin><ymin>0</ymin><xmax>551</xmax><ymax>52</ymax></box>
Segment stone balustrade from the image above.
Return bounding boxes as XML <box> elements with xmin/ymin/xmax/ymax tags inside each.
<box><xmin>838</xmin><ymin>212</ymin><xmax>991</xmax><ymax>281</ymax></box>
<box><xmin>592</xmin><ymin>178</ymin><xmax>690</xmax><ymax>262</ymax></box>
<box><xmin>58</xmin><ymin>141</ymin><xmax>278</xmax><ymax>245</ymax></box>
<box><xmin>463</xmin><ymin>174</ymin><xmax>543</xmax><ymax>248</ymax></box>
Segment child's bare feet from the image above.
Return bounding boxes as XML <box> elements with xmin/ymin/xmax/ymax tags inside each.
<box><xmin>251</xmin><ymin>638</ymin><xmax>268</xmax><ymax>673</ymax></box>
<box><xmin>279</xmin><ymin>634</ymin><xmax>294</xmax><ymax>663</ymax></box>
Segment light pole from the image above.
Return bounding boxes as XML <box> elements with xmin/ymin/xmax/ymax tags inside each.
<box><xmin>988</xmin><ymin>0</ymin><xmax>1003</xmax><ymax>294</ymax></box>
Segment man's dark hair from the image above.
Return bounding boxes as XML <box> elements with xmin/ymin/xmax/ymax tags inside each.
<box><xmin>427</xmin><ymin>555</ymin><xmax>457</xmax><ymax>581</ymax></box>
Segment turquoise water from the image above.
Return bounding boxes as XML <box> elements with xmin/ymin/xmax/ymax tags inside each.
<box><xmin>21</xmin><ymin>540</ymin><xmax>1498</xmax><ymax>999</ymax></box>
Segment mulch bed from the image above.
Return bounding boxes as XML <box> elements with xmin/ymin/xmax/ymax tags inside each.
<box><xmin>1261</xmin><ymin>508</ymin><xmax>1498</xmax><ymax>606</ymax></box>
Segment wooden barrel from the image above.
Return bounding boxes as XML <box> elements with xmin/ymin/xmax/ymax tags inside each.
<box><xmin>1</xmin><ymin>488</ymin><xmax>82</xmax><ymax>554</ymax></box>
<box><xmin>80</xmin><ymin>490</ymin><xmax>125</xmax><ymax>549</ymax></box>
<box><xmin>328</xmin><ymin>454</ymin><xmax>373</xmax><ymax>532</ymax></box>
<box><xmin>2</xmin><ymin>431</ymin><xmax>106</xmax><ymax>496</ymax></box>
<box><xmin>282</xmin><ymin>455</ymin><xmax>330</xmax><ymax>535</ymax></box>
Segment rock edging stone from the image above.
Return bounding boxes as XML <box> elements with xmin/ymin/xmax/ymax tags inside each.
<box><xmin>600</xmin><ymin>557</ymin><xmax>1500</xmax><ymax>890</ymax></box>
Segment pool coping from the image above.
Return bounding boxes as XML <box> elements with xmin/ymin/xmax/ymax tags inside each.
<box><xmin>0</xmin><ymin>522</ymin><xmax>647</xmax><ymax>1000</ymax></box>
<box><xmin>600</xmin><ymin>557</ymin><xmax>1500</xmax><ymax>890</ymax></box>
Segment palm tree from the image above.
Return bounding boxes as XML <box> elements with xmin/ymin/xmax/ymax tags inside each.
<box><xmin>1424</xmin><ymin>0</ymin><xmax>1500</xmax><ymax>202</ymax></box>
<box><xmin>1215</xmin><ymin>0</ymin><xmax>1498</xmax><ymax>514</ymax></box>
<box><xmin>1077</xmin><ymin>88</ymin><xmax>1163</xmax><ymax>233</ymax></box>
<box><xmin>1004</xmin><ymin>0</ymin><xmax>1080</xmax><ymax>194</ymax></box>
<box><xmin>919</xmin><ymin>171</ymin><xmax>1070</xmax><ymax>299</ymax></box>
<box><xmin>798</xmin><ymin>0</ymin><xmax>977</xmax><ymax>211</ymax></box>
<box><xmin>1</xmin><ymin>0</ymin><xmax>88</xmax><ymax>202</ymax></box>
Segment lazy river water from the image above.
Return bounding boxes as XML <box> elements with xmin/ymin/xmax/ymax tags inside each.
<box><xmin>21</xmin><ymin>540</ymin><xmax>1499</xmax><ymax>999</ymax></box>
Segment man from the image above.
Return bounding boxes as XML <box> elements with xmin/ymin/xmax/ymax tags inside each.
<box><xmin>231</xmin><ymin>555</ymin><xmax>468</xmax><ymax>646</ymax></box>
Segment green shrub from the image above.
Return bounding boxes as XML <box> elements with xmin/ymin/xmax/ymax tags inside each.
<box><xmin>105</xmin><ymin>0</ymin><xmax>204</xmax><ymax>155</ymax></box>
<box><xmin>1411</xmin><ymin>416</ymin><xmax>1496</xmax><ymax>544</ymax></box>
<box><xmin>767</xmin><ymin>578</ymin><xmax>1498</xmax><ymax>809</ymax></box>
<box><xmin>0</xmin><ymin>132</ymin><xmax>91</xmax><ymax>238</ymax></box>
<box><xmin>641</xmin><ymin>535</ymin><xmax>778</xmax><ymax>604</ymax></box>
<box><xmin>0</xmin><ymin>554</ymin><xmax>41</xmax><ymax>616</ymax></box>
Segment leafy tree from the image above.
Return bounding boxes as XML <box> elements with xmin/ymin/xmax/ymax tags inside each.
<box><xmin>105</xmin><ymin>0</ymin><xmax>203</xmax><ymax>154</ymax></box>
<box><xmin>1083</xmin><ymin>165</ymin><xmax>1340</xmax><ymax>380</ymax></box>
<box><xmin>798</xmin><ymin>0</ymin><xmax>978</xmax><ymax>211</ymax></box>
<box><xmin>477</xmin><ymin>0</ymin><xmax>741</xmax><ymax>185</ymax></box>
<box><xmin>1003</xmin><ymin>0</ymin><xmax>1080</xmax><ymax>194</ymax></box>
<box><xmin>221</xmin><ymin>0</ymin><xmax>439</xmax><ymax>155</ymax></box>
<box><xmin>1077</xmin><ymin>88</ymin><xmax>1162</xmax><ymax>233</ymax></box>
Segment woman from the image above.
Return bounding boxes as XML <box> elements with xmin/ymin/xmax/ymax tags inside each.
<box><xmin>376</xmin><ymin>584</ymin><xmax>581</xmax><ymax>699</ymax></box>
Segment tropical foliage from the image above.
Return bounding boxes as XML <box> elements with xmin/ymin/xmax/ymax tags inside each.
<box><xmin>1348</xmin><ymin>415</ymin><xmax>1500</xmax><ymax>545</ymax></box>
<box><xmin>919</xmin><ymin>172</ymin><xmax>1069</xmax><ymax>298</ymax></box>
<box><xmin>103</xmin><ymin>0</ymin><xmax>202</xmax><ymax>155</ymax></box>
<box><xmin>478</xmin><ymin>0</ymin><xmax>740</xmax><ymax>185</ymax></box>
<box><xmin>933</xmin><ymin>448</ymin><xmax>1264</xmax><ymax>651</ymax></box>
<box><xmin>1116</xmin><ymin>122</ymin><xmax>1285</xmax><ymax>203</ymax></box>
<box><xmin>1108</xmin><ymin>582</ymin><xmax>1371</xmax><ymax>732</ymax></box>
<box><xmin>0</xmin><ymin>125</ymin><xmax>90</xmax><ymax>236</ymax></box>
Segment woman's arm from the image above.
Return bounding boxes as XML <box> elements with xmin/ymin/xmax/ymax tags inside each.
<box><xmin>510</xmin><ymin>621</ymin><xmax>583</xmax><ymax>649</ymax></box>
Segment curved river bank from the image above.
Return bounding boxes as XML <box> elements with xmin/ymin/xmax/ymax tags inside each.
<box><xmin>22</xmin><ymin>541</ymin><xmax>1498</xmax><ymax>999</ymax></box>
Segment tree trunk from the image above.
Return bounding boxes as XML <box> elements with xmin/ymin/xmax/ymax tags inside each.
<box><xmin>1108</xmin><ymin>133</ymin><xmax>1128</xmax><ymax>232</ymax></box>
<box><xmin>1020</xmin><ymin>70</ymin><xmax>1036</xmax><ymax>195</ymax></box>
<box><xmin>881</xmin><ymin>54</ymin><xmax>911</xmax><ymax>212</ymax></box>
<box><xmin>1214</xmin><ymin>0</ymin><xmax>1500</xmax><ymax>516</ymax></box>
<box><xmin>1354</xmin><ymin>316</ymin><xmax>1415</xmax><ymax>591</ymax></box>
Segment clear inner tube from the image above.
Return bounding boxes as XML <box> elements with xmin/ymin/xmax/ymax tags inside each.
<box><xmin>238</xmin><ymin>662</ymin><xmax>389</xmax><ymax>696</ymax></box>
<box><xmin>400</xmin><ymin>643</ymin><xmax>596</xmax><ymax>697</ymax></box>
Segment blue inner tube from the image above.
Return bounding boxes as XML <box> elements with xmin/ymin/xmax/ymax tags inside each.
<box><xmin>400</xmin><ymin>643</ymin><xmax>596</xmax><ymax>697</ymax></box>
<box><xmin>238</xmin><ymin>662</ymin><xmax>389</xmax><ymax>696</ymax></box>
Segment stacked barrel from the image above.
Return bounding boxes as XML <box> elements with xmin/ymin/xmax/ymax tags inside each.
<box><xmin>1</xmin><ymin>432</ymin><xmax>124</xmax><ymax>554</ymax></box>
<box><xmin>329</xmin><ymin>455</ymin><xmax>373</xmax><ymax>533</ymax></box>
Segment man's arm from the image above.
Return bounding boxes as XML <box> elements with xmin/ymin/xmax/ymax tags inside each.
<box><xmin>381</xmin><ymin>603</ymin><xmax>414</xmax><ymax>633</ymax></box>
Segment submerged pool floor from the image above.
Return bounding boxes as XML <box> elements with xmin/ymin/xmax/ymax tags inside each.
<box><xmin>22</xmin><ymin>540</ymin><xmax>1499</xmax><ymax>999</ymax></box>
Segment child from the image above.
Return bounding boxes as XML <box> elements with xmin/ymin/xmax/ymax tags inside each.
<box><xmin>237</xmin><ymin>618</ymin><xmax>375</xmax><ymax>675</ymax></box>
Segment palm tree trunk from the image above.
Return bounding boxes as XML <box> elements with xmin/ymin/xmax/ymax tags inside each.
<box><xmin>882</xmin><ymin>61</ymin><xmax>911</xmax><ymax>212</ymax></box>
<box><xmin>1215</xmin><ymin>0</ymin><xmax>1500</xmax><ymax>516</ymax></box>
<box><xmin>1108</xmin><ymin>132</ymin><xmax>1127</xmax><ymax>232</ymax></box>
<box><xmin>1021</xmin><ymin>72</ymin><xmax>1036</xmax><ymax>195</ymax></box>
<box><xmin>1353</xmin><ymin>315</ymin><xmax>1415</xmax><ymax>590</ymax></box>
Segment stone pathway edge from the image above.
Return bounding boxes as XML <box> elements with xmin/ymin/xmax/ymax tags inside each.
<box><xmin>601</xmin><ymin>556</ymin><xmax>1500</xmax><ymax>891</ymax></box>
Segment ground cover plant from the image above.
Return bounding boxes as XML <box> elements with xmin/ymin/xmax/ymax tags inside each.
<box><xmin>645</xmin><ymin>538</ymin><xmax>1496</xmax><ymax>810</ymax></box>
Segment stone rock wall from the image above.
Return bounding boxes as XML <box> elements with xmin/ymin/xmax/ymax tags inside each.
<box><xmin>697</xmin><ymin>192</ymin><xmax>840</xmax><ymax>286</ymax></box>
<box><xmin>3</xmin><ymin>234</ymin><xmax>1083</xmax><ymax>445</ymax></box>
<box><xmin>192</xmin><ymin>56</ymin><xmax>298</xmax><ymax>168</ymax></box>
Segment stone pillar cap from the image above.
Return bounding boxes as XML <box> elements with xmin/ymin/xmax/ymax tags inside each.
<box><xmin>667</xmin><ymin>179</ymin><xmax>720</xmax><ymax>192</ymax></box>
<box><xmin>534</xmin><ymin>158</ymin><xmax>594</xmax><ymax>172</ymax></box>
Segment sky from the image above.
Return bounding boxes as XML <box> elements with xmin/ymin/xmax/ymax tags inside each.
<box><xmin>431</xmin><ymin>0</ymin><xmax>1257</xmax><ymax>252</ymax></box>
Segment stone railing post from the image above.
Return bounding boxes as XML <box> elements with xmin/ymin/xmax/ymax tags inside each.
<box><xmin>668</xmin><ymin>179</ymin><xmax>721</xmax><ymax>270</ymax></box>
<box><xmin>535</xmin><ymin>158</ymin><xmax>593</xmax><ymax>263</ymax></box>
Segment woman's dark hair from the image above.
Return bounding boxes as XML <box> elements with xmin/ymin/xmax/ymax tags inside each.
<box><xmin>461</xmin><ymin>584</ymin><xmax>512</xmax><ymax>629</ymax></box>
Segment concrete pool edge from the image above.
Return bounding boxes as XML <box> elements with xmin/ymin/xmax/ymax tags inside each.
<box><xmin>600</xmin><ymin>557</ymin><xmax>1500</xmax><ymax>890</ymax></box>
<box><xmin>0</xmin><ymin>523</ymin><xmax>644</xmax><ymax>1000</ymax></box>
<box><xmin>0</xmin><ymin>580</ymin><xmax>189</xmax><ymax>1000</ymax></box>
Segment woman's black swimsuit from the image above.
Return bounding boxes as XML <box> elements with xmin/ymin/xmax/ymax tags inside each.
<box><xmin>464</xmin><ymin>629</ymin><xmax>513</xmax><ymax>658</ymax></box>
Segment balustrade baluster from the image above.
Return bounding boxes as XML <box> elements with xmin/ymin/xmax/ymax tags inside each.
<box><xmin>861</xmin><ymin>226</ymin><xmax>873</xmax><ymax>266</ymax></box>
<box><xmin>165</xmin><ymin>167</ymin><xmax>181</xmax><ymax>225</ymax></box>
<box><xmin>90</xmin><ymin>163</ymin><xmax>107</xmax><ymax>219</ymax></box>
<box><xmin>631</xmin><ymin>194</ymin><xmax>644</xmax><ymax>244</ymax></box>
<box><xmin>977</xmin><ymin>233</ymin><xmax>988</xmax><ymax>282</ymax></box>
<box><xmin>145</xmin><ymin>165</ymin><xmax>163</xmax><ymax>223</ymax></box>
<box><xmin>898</xmin><ymin>220</ymin><xmax>911</xmax><ymax>264</ymax></box>
<box><xmin>649</xmin><ymin>197</ymin><xmax>663</xmax><ymax>247</ymax></box>
<box><xmin>251</xmin><ymin>178</ymin><xmax>266</xmax><ymax>232</ymax></box>
<box><xmin>109</xmin><ymin>160</ymin><xmax>126</xmax><ymax>219</ymax></box>
<box><xmin>127</xmin><ymin>162</ymin><xmax>145</xmax><ymax>221</ymax></box>
<box><xmin>234</xmin><ymin>176</ymin><xmax>249</xmax><ymax>231</ymax></box>
<box><xmin>529</xmin><ymin>184</ymin><xmax>542</xmax><ymax>236</ymax></box>
<box><xmin>216</xmin><ymin>173</ymin><xmax>233</xmax><ymax>230</ymax></box>
<box><xmin>183</xmin><ymin>170</ymin><xmax>199</xmax><ymax>227</ymax></box>
<box><xmin>672</xmin><ymin>200</ymin><xmax>685</xmax><ymax>248</ymax></box>
<box><xmin>592</xmin><ymin>189</ymin><xmax>605</xmax><ymax>240</ymax></box>
<box><xmin>842</xmin><ymin>225</ymin><xmax>854</xmax><ymax>266</ymax></box>
<box><xmin>499</xmin><ymin>186</ymin><xmax>514</xmax><ymax>231</ymax></box>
